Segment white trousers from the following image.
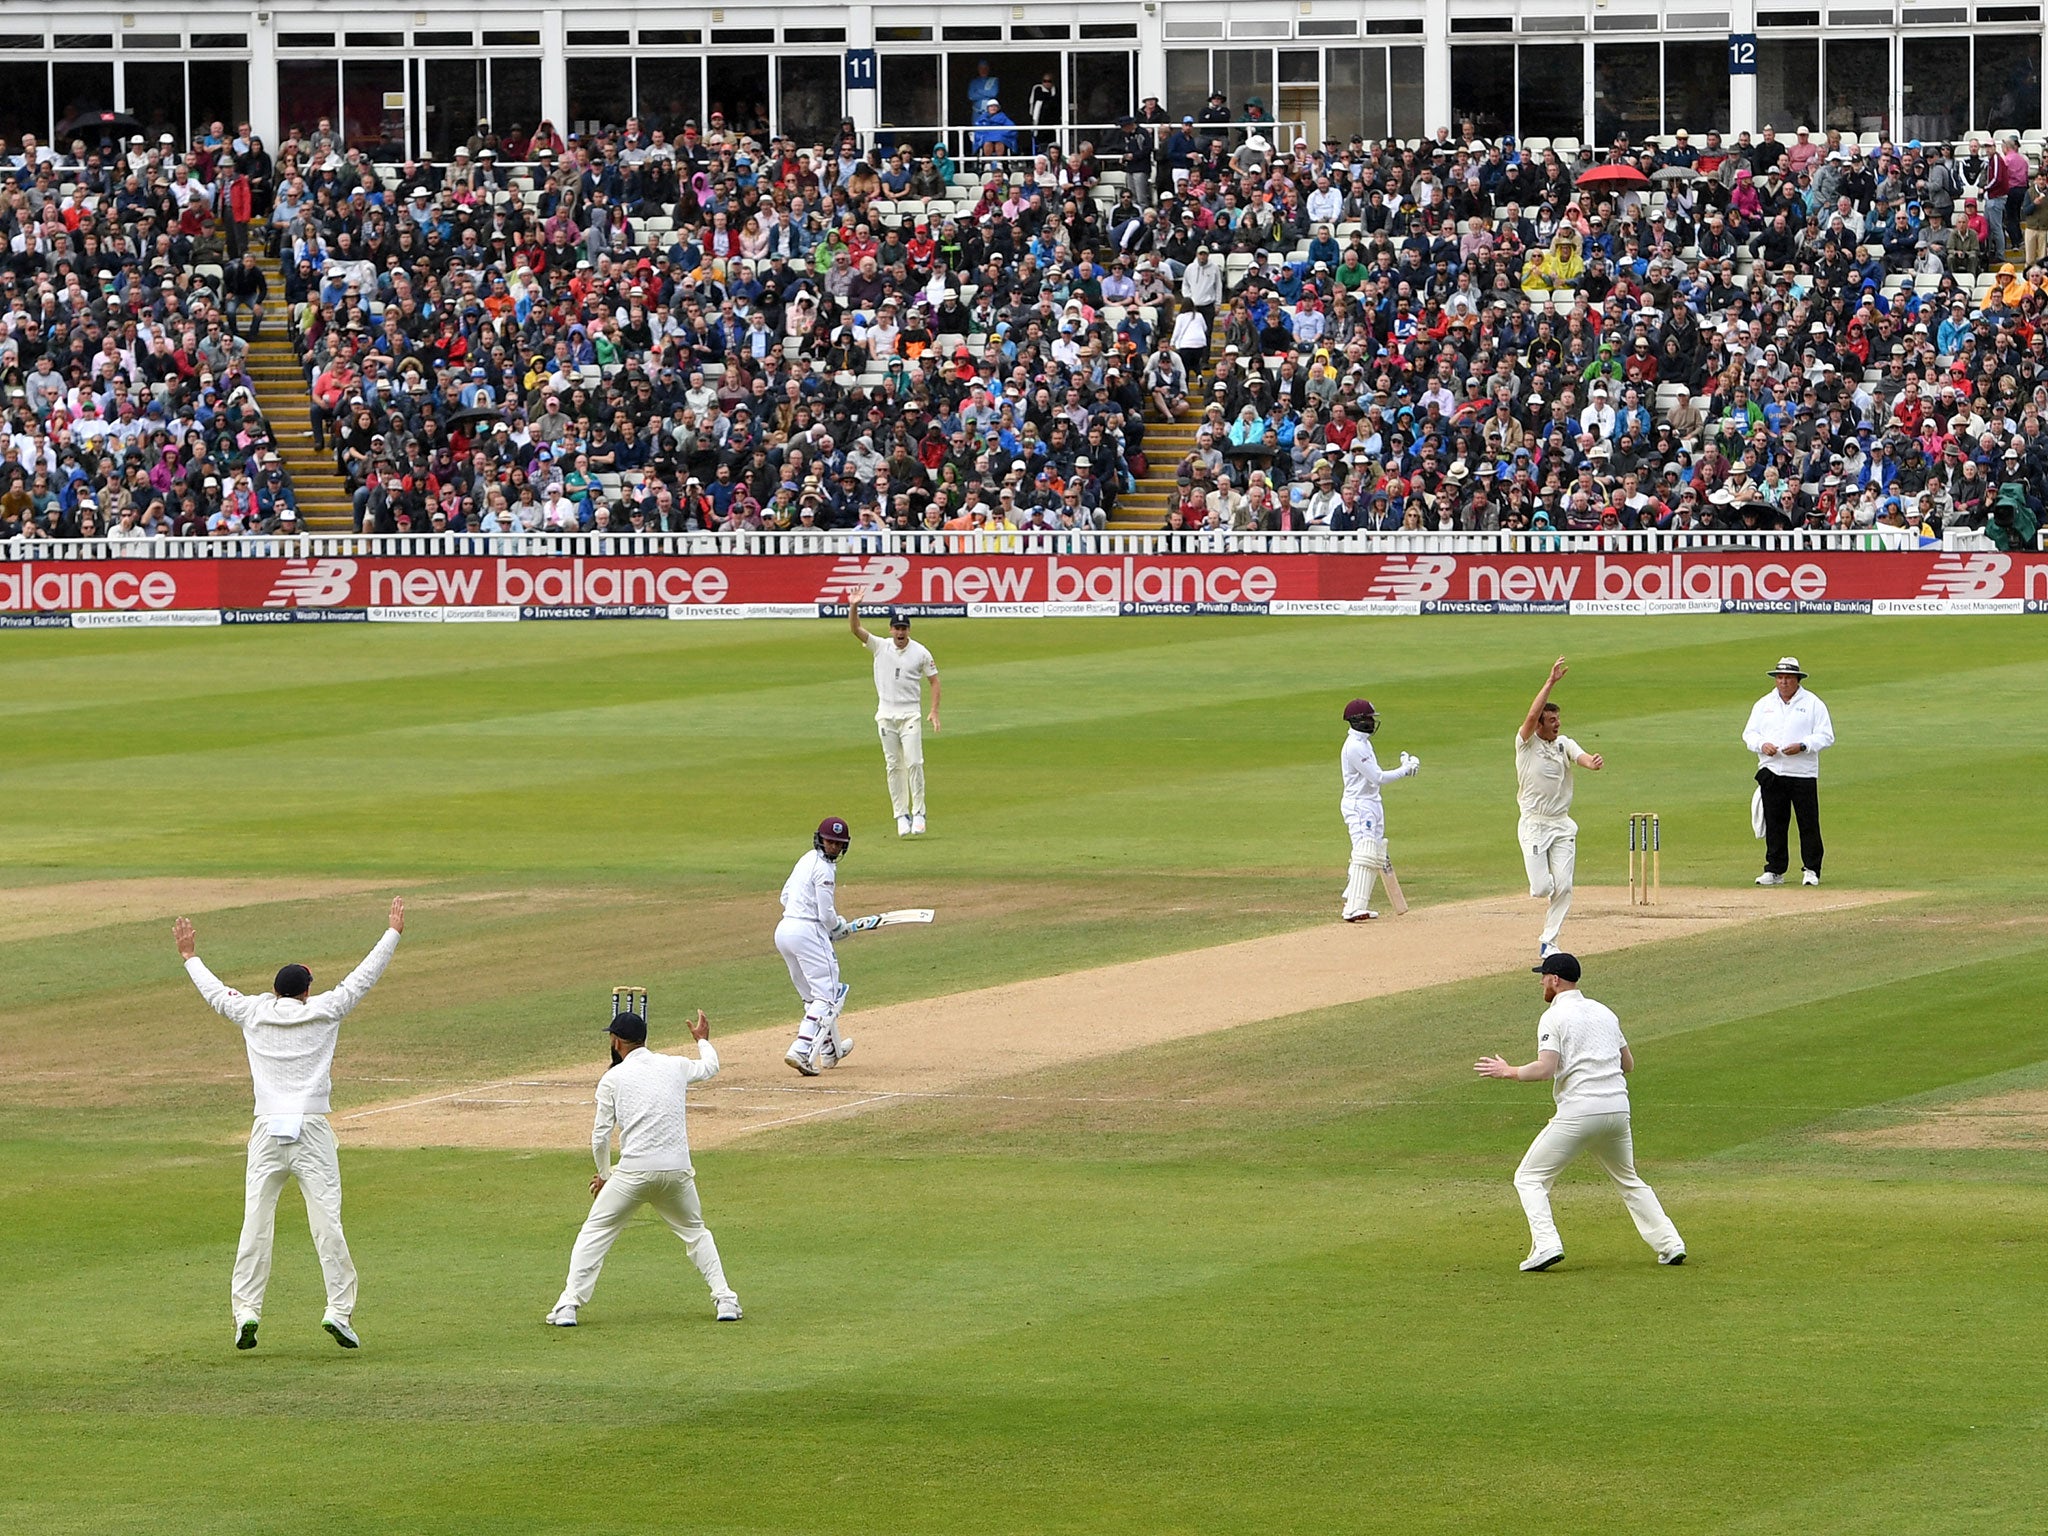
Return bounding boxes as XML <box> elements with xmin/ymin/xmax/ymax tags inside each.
<box><xmin>1513</xmin><ymin>1111</ymin><xmax>1684</xmax><ymax>1258</ymax></box>
<box><xmin>1342</xmin><ymin>805</ymin><xmax>1389</xmax><ymax>917</ymax></box>
<box><xmin>1520</xmin><ymin>823</ymin><xmax>1577</xmax><ymax>946</ymax></box>
<box><xmin>553</xmin><ymin>1167</ymin><xmax>736</xmax><ymax>1311</ymax></box>
<box><xmin>775</xmin><ymin>917</ymin><xmax>840</xmax><ymax>1009</ymax></box>
<box><xmin>233</xmin><ymin>1115</ymin><xmax>356</xmax><ymax>1324</ymax></box>
<box><xmin>877</xmin><ymin>714</ymin><xmax>926</xmax><ymax>818</ymax></box>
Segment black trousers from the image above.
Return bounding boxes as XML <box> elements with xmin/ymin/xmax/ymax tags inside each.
<box><xmin>1756</xmin><ymin>768</ymin><xmax>1823</xmax><ymax>876</ymax></box>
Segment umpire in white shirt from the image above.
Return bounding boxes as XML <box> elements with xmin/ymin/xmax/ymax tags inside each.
<box><xmin>1743</xmin><ymin>655</ymin><xmax>1836</xmax><ymax>886</ymax></box>
<box><xmin>176</xmin><ymin>897</ymin><xmax>405</xmax><ymax>1352</ymax></box>
<box><xmin>547</xmin><ymin>1005</ymin><xmax>741</xmax><ymax>1327</ymax></box>
<box><xmin>1475</xmin><ymin>952</ymin><xmax>1686</xmax><ymax>1272</ymax></box>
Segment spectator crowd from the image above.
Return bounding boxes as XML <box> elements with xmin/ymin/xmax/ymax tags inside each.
<box><xmin>6</xmin><ymin>99</ymin><xmax>2048</xmax><ymax>553</ymax></box>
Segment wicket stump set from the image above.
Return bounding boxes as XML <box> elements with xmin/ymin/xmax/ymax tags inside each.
<box><xmin>612</xmin><ymin>985</ymin><xmax>647</xmax><ymax>1021</ymax></box>
<box><xmin>1628</xmin><ymin>812</ymin><xmax>1661</xmax><ymax>905</ymax></box>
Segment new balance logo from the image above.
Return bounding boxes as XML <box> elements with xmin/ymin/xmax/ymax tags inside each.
<box><xmin>262</xmin><ymin>559</ymin><xmax>359</xmax><ymax>607</ymax></box>
<box><xmin>1363</xmin><ymin>555</ymin><xmax>1457</xmax><ymax>602</ymax></box>
<box><xmin>1917</xmin><ymin>552</ymin><xmax>2012</xmax><ymax>599</ymax></box>
<box><xmin>818</xmin><ymin>556</ymin><xmax>908</xmax><ymax>602</ymax></box>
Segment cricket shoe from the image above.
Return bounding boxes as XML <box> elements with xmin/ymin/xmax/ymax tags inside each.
<box><xmin>545</xmin><ymin>1306</ymin><xmax>578</xmax><ymax>1327</ymax></box>
<box><xmin>1659</xmin><ymin>1249</ymin><xmax>1688</xmax><ymax>1266</ymax></box>
<box><xmin>235</xmin><ymin>1319</ymin><xmax>259</xmax><ymax>1351</ymax></box>
<box><xmin>1539</xmin><ymin>942</ymin><xmax>1560</xmax><ymax>960</ymax></box>
<box><xmin>1343</xmin><ymin>910</ymin><xmax>1379</xmax><ymax>922</ymax></box>
<box><xmin>896</xmin><ymin>815</ymin><xmax>912</xmax><ymax>837</ymax></box>
<box><xmin>1519</xmin><ymin>1247</ymin><xmax>1565</xmax><ymax>1273</ymax></box>
<box><xmin>910</xmin><ymin>814</ymin><xmax>926</xmax><ymax>835</ymax></box>
<box><xmin>716</xmin><ymin>1296</ymin><xmax>743</xmax><ymax>1322</ymax></box>
<box><xmin>785</xmin><ymin>1043</ymin><xmax>820</xmax><ymax>1077</ymax></box>
<box><xmin>322</xmin><ymin>1316</ymin><xmax>360</xmax><ymax>1349</ymax></box>
<box><xmin>1755</xmin><ymin>872</ymin><xmax>1786</xmax><ymax>886</ymax></box>
<box><xmin>1802</xmin><ymin>869</ymin><xmax>1821</xmax><ymax>886</ymax></box>
<box><xmin>822</xmin><ymin>1036</ymin><xmax>855</xmax><ymax>1068</ymax></box>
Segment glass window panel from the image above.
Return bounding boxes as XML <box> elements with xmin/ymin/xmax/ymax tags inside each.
<box><xmin>1664</xmin><ymin>40</ymin><xmax>1731</xmax><ymax>135</ymax></box>
<box><xmin>425</xmin><ymin>59</ymin><xmax>483</xmax><ymax>159</ymax></box>
<box><xmin>636</xmin><ymin>57</ymin><xmax>702</xmax><ymax>138</ymax></box>
<box><xmin>711</xmin><ymin>58</ymin><xmax>771</xmax><ymax>138</ymax></box>
<box><xmin>1976</xmin><ymin>36</ymin><xmax>2042</xmax><ymax>132</ymax></box>
<box><xmin>879</xmin><ymin>53</ymin><xmax>938</xmax><ymax>150</ymax></box>
<box><xmin>191</xmin><ymin>35</ymin><xmax>249</xmax><ymax>50</ymax></box>
<box><xmin>567</xmin><ymin>58</ymin><xmax>632</xmax><ymax>137</ymax></box>
<box><xmin>489</xmin><ymin>58</ymin><xmax>542</xmax><ymax>142</ymax></box>
<box><xmin>52</xmin><ymin>61</ymin><xmax>116</xmax><ymax>130</ymax></box>
<box><xmin>0</xmin><ymin>61</ymin><xmax>49</xmax><ymax>144</ymax></box>
<box><xmin>1326</xmin><ymin>47</ymin><xmax>1390</xmax><ymax>143</ymax></box>
<box><xmin>123</xmin><ymin>60</ymin><xmax>186</xmax><ymax>145</ymax></box>
<box><xmin>1212</xmin><ymin>48</ymin><xmax>1274</xmax><ymax>119</ymax></box>
<box><xmin>1518</xmin><ymin>45</ymin><xmax>1584</xmax><ymax>140</ymax></box>
<box><xmin>276</xmin><ymin>61</ymin><xmax>337</xmax><ymax>140</ymax></box>
<box><xmin>778</xmin><ymin>55</ymin><xmax>840</xmax><ymax>144</ymax></box>
<box><xmin>1902</xmin><ymin>38</ymin><xmax>1970</xmax><ymax>142</ymax></box>
<box><xmin>188</xmin><ymin>59</ymin><xmax>249</xmax><ymax>140</ymax></box>
<box><xmin>1166</xmin><ymin>49</ymin><xmax>1210</xmax><ymax>117</ymax></box>
<box><xmin>412</xmin><ymin>32</ymin><xmax>475</xmax><ymax>48</ymax></box>
<box><xmin>1451</xmin><ymin>45</ymin><xmax>1515</xmax><ymax>140</ymax></box>
<box><xmin>1072</xmin><ymin>52</ymin><xmax>1133</xmax><ymax>132</ymax></box>
<box><xmin>639</xmin><ymin>30</ymin><xmax>702</xmax><ymax>46</ymax></box>
<box><xmin>1593</xmin><ymin>43</ymin><xmax>1659</xmax><ymax>147</ymax></box>
<box><xmin>1389</xmin><ymin>46</ymin><xmax>1424</xmax><ymax>139</ymax></box>
<box><xmin>482</xmin><ymin>32</ymin><xmax>541</xmax><ymax>48</ymax></box>
<box><xmin>1756</xmin><ymin>40</ymin><xmax>1820</xmax><ymax>134</ymax></box>
<box><xmin>342</xmin><ymin>59</ymin><xmax>404</xmax><ymax>154</ymax></box>
<box><xmin>1824</xmin><ymin>38</ymin><xmax>1891</xmax><ymax>136</ymax></box>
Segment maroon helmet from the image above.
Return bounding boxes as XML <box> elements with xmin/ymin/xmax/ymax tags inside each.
<box><xmin>814</xmin><ymin>816</ymin><xmax>851</xmax><ymax>857</ymax></box>
<box><xmin>1343</xmin><ymin>698</ymin><xmax>1378</xmax><ymax>733</ymax></box>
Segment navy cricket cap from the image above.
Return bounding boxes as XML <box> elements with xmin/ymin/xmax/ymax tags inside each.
<box><xmin>274</xmin><ymin>963</ymin><xmax>312</xmax><ymax>997</ymax></box>
<box><xmin>886</xmin><ymin>608</ymin><xmax>911</xmax><ymax>628</ymax></box>
<box><xmin>1533</xmin><ymin>952</ymin><xmax>1583</xmax><ymax>981</ymax></box>
<box><xmin>607</xmin><ymin>1011</ymin><xmax>648</xmax><ymax>1043</ymax></box>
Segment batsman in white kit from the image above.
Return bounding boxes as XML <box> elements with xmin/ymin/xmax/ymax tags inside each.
<box><xmin>547</xmin><ymin>1003</ymin><xmax>740</xmax><ymax>1326</ymax></box>
<box><xmin>1516</xmin><ymin>658</ymin><xmax>1604</xmax><ymax>959</ymax></box>
<box><xmin>779</xmin><ymin>815</ymin><xmax>856</xmax><ymax>1076</ymax></box>
<box><xmin>850</xmin><ymin>591</ymin><xmax>941</xmax><ymax>837</ymax></box>
<box><xmin>175</xmin><ymin>896</ymin><xmax>406</xmax><ymax>1352</ymax></box>
<box><xmin>1339</xmin><ymin>697</ymin><xmax>1419</xmax><ymax>921</ymax></box>
<box><xmin>1475</xmin><ymin>952</ymin><xmax>1686</xmax><ymax>1272</ymax></box>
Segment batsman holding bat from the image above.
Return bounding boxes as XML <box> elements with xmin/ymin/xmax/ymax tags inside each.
<box><xmin>1339</xmin><ymin>698</ymin><xmax>1419</xmax><ymax>922</ymax></box>
<box><xmin>1516</xmin><ymin>658</ymin><xmax>1603</xmax><ymax>959</ymax></box>
<box><xmin>546</xmin><ymin>1001</ymin><xmax>741</xmax><ymax>1327</ymax></box>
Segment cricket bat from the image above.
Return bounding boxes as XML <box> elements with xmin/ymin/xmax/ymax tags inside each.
<box><xmin>842</xmin><ymin>908</ymin><xmax>936</xmax><ymax>933</ymax></box>
<box><xmin>1379</xmin><ymin>868</ymin><xmax>1410</xmax><ymax>916</ymax></box>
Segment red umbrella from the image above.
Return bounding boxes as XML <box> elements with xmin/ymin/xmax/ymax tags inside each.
<box><xmin>1576</xmin><ymin>163</ymin><xmax>1651</xmax><ymax>190</ymax></box>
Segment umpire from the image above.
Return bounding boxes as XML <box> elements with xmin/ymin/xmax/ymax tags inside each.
<box><xmin>1742</xmin><ymin>656</ymin><xmax>1835</xmax><ymax>886</ymax></box>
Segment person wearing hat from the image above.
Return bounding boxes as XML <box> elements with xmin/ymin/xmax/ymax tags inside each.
<box><xmin>1743</xmin><ymin>657</ymin><xmax>1835</xmax><ymax>886</ymax></box>
<box><xmin>777</xmin><ymin>815</ymin><xmax>859</xmax><ymax>1077</ymax></box>
<box><xmin>545</xmin><ymin>1001</ymin><xmax>741</xmax><ymax>1327</ymax></box>
<box><xmin>849</xmin><ymin>587</ymin><xmax>941</xmax><ymax>839</ymax></box>
<box><xmin>174</xmin><ymin>898</ymin><xmax>407</xmax><ymax>1351</ymax></box>
<box><xmin>1475</xmin><ymin>952</ymin><xmax>1687</xmax><ymax>1272</ymax></box>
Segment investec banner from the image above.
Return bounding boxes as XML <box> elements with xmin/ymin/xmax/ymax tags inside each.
<box><xmin>3</xmin><ymin>551</ymin><xmax>2047</xmax><ymax>622</ymax></box>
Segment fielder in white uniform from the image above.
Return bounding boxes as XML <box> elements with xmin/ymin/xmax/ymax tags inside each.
<box><xmin>175</xmin><ymin>897</ymin><xmax>405</xmax><ymax>1352</ymax></box>
<box><xmin>778</xmin><ymin>815</ymin><xmax>856</xmax><ymax>1076</ymax></box>
<box><xmin>546</xmin><ymin>1006</ymin><xmax>740</xmax><ymax>1326</ymax></box>
<box><xmin>1475</xmin><ymin>952</ymin><xmax>1686</xmax><ymax>1272</ymax></box>
<box><xmin>850</xmin><ymin>591</ymin><xmax>941</xmax><ymax>837</ymax></box>
<box><xmin>1516</xmin><ymin>657</ymin><xmax>1604</xmax><ymax>959</ymax></box>
<box><xmin>1338</xmin><ymin>697</ymin><xmax>1419</xmax><ymax>921</ymax></box>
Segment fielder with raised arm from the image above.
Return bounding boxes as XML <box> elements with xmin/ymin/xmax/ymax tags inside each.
<box><xmin>1517</xmin><ymin>657</ymin><xmax>1604</xmax><ymax>959</ymax></box>
<box><xmin>1475</xmin><ymin>952</ymin><xmax>1686</xmax><ymax>1273</ymax></box>
<box><xmin>850</xmin><ymin>591</ymin><xmax>941</xmax><ymax>837</ymax></box>
<box><xmin>175</xmin><ymin>897</ymin><xmax>405</xmax><ymax>1352</ymax></box>
<box><xmin>546</xmin><ymin>1005</ymin><xmax>740</xmax><ymax>1327</ymax></box>
<box><xmin>1339</xmin><ymin>697</ymin><xmax>1419</xmax><ymax>922</ymax></box>
<box><xmin>778</xmin><ymin>815</ymin><xmax>856</xmax><ymax>1076</ymax></box>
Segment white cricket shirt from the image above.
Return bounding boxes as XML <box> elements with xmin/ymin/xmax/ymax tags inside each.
<box><xmin>1515</xmin><ymin>730</ymin><xmax>1584</xmax><ymax>831</ymax></box>
<box><xmin>184</xmin><ymin>928</ymin><xmax>401</xmax><ymax>1115</ymax></box>
<box><xmin>866</xmin><ymin>632</ymin><xmax>938</xmax><ymax>719</ymax></box>
<box><xmin>1742</xmin><ymin>686</ymin><xmax>1835</xmax><ymax>780</ymax></box>
<box><xmin>1341</xmin><ymin>732</ymin><xmax>1403</xmax><ymax>815</ymax></box>
<box><xmin>593</xmin><ymin>1042</ymin><xmax>721</xmax><ymax>1175</ymax></box>
<box><xmin>1537</xmin><ymin>989</ymin><xmax>1632</xmax><ymax>1115</ymax></box>
<box><xmin>780</xmin><ymin>848</ymin><xmax>841</xmax><ymax>928</ymax></box>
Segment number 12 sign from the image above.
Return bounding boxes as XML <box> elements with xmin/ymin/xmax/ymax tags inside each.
<box><xmin>1728</xmin><ymin>34</ymin><xmax>1758</xmax><ymax>74</ymax></box>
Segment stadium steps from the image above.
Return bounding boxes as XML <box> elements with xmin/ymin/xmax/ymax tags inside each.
<box><xmin>1108</xmin><ymin>420</ymin><xmax>1202</xmax><ymax>529</ymax></box>
<box><xmin>244</xmin><ymin>332</ymin><xmax>357</xmax><ymax>531</ymax></box>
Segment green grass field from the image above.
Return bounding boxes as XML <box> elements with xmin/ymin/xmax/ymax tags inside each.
<box><xmin>4</xmin><ymin>615</ymin><xmax>2048</xmax><ymax>1535</ymax></box>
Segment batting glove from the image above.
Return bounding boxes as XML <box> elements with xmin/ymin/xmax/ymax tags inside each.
<box><xmin>1399</xmin><ymin>752</ymin><xmax>1420</xmax><ymax>776</ymax></box>
<box><xmin>829</xmin><ymin>918</ymin><xmax>853</xmax><ymax>941</ymax></box>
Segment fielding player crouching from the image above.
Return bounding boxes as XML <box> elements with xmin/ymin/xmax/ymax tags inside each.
<box><xmin>547</xmin><ymin>1005</ymin><xmax>741</xmax><ymax>1326</ymax></box>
